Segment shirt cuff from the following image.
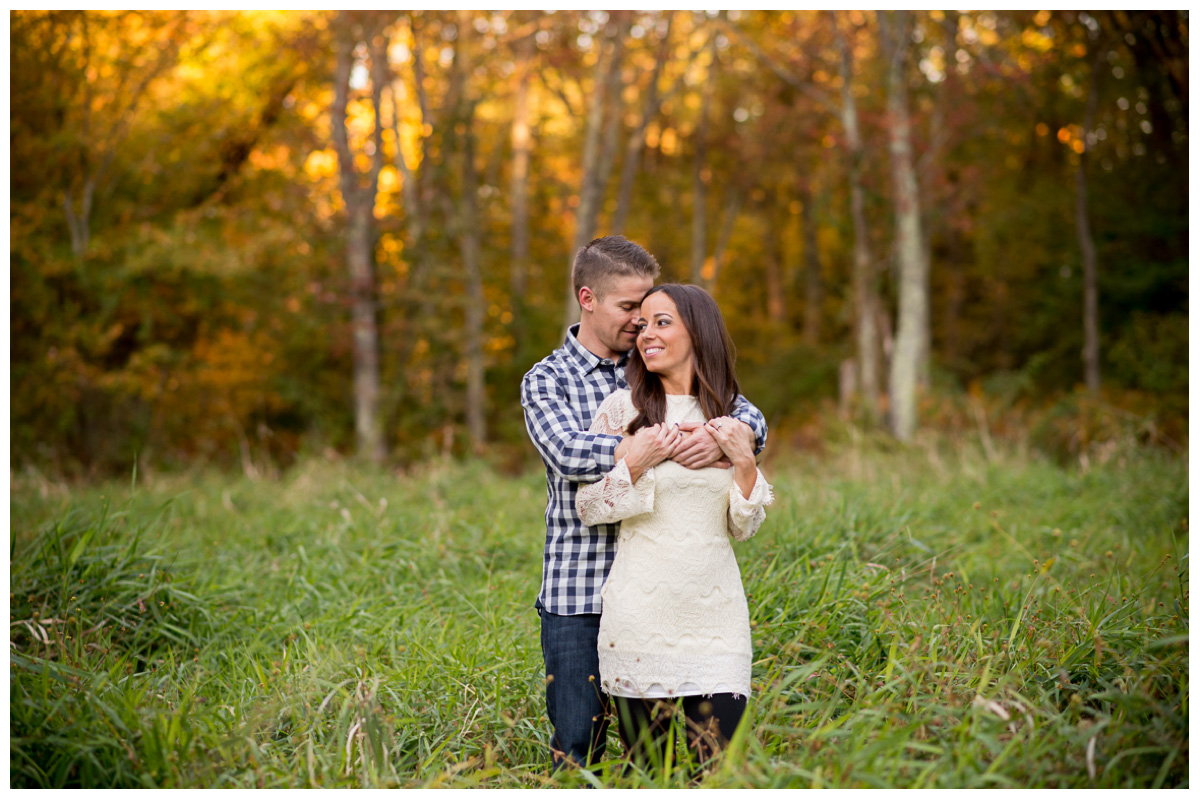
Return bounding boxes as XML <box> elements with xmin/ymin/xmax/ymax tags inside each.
<box><xmin>590</xmin><ymin>433</ymin><xmax>622</xmax><ymax>471</ymax></box>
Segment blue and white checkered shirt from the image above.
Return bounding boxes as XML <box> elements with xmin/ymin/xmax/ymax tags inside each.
<box><xmin>521</xmin><ymin>324</ymin><xmax>768</xmax><ymax>616</ymax></box>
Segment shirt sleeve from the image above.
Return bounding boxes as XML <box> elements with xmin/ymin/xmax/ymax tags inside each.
<box><xmin>521</xmin><ymin>367</ymin><xmax>622</xmax><ymax>481</ymax></box>
<box><xmin>727</xmin><ymin>468</ymin><xmax>774</xmax><ymax>542</ymax></box>
<box><xmin>575</xmin><ymin>392</ymin><xmax>656</xmax><ymax>524</ymax></box>
<box><xmin>730</xmin><ymin>394</ymin><xmax>768</xmax><ymax>455</ymax></box>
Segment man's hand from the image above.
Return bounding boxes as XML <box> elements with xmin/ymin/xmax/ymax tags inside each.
<box><xmin>673</xmin><ymin>420</ymin><xmax>745</xmax><ymax>470</ymax></box>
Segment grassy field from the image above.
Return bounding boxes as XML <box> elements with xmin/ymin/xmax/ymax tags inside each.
<box><xmin>9</xmin><ymin>437</ymin><xmax>1189</xmax><ymax>788</ymax></box>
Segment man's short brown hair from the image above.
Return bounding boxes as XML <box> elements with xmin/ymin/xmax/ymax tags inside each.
<box><xmin>572</xmin><ymin>235</ymin><xmax>661</xmax><ymax>302</ymax></box>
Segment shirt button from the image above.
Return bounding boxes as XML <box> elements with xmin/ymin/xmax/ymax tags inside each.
<box><xmin>600</xmin><ymin>359</ymin><xmax>611</xmax><ymax>366</ymax></box>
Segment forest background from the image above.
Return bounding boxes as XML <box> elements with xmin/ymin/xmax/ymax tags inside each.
<box><xmin>9</xmin><ymin>9</ymin><xmax>1188</xmax><ymax>477</ymax></box>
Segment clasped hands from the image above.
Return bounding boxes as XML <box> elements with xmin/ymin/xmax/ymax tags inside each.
<box><xmin>621</xmin><ymin>417</ymin><xmax>753</xmax><ymax>483</ymax></box>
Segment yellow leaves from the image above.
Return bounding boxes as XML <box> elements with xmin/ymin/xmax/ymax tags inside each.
<box><xmin>301</xmin><ymin>101</ymin><xmax>326</xmax><ymax>122</ymax></box>
<box><xmin>485</xmin><ymin>334</ymin><xmax>515</xmax><ymax>356</ymax></box>
<box><xmin>305</xmin><ymin>149</ymin><xmax>339</xmax><ymax>182</ymax></box>
<box><xmin>193</xmin><ymin>328</ymin><xmax>284</xmax><ymax>418</ymax></box>
<box><xmin>644</xmin><ymin>123</ymin><xmax>660</xmax><ymax>149</ymax></box>
<box><xmin>379</xmin><ymin>234</ymin><xmax>404</xmax><ymax>258</ymax></box>
<box><xmin>1021</xmin><ymin>28</ymin><xmax>1054</xmax><ymax>52</ymax></box>
<box><xmin>248</xmin><ymin>145</ymin><xmax>291</xmax><ymax>173</ymax></box>
<box><xmin>1057</xmin><ymin>125</ymin><xmax>1085</xmax><ymax>153</ymax></box>
<box><xmin>1036</xmin><ymin>122</ymin><xmax>1050</xmax><ymax>136</ymax></box>
<box><xmin>659</xmin><ymin>127</ymin><xmax>679</xmax><ymax>155</ymax></box>
<box><xmin>377</xmin><ymin>165</ymin><xmax>399</xmax><ymax>194</ymax></box>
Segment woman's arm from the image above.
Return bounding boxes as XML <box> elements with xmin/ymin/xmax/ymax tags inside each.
<box><xmin>703</xmin><ymin>415</ymin><xmax>774</xmax><ymax>540</ymax></box>
<box><xmin>575</xmin><ymin>394</ymin><xmax>681</xmax><ymax>525</ymax></box>
<box><xmin>726</xmin><ymin>468</ymin><xmax>774</xmax><ymax>541</ymax></box>
<box><xmin>703</xmin><ymin>416</ymin><xmax>758</xmax><ymax>499</ymax></box>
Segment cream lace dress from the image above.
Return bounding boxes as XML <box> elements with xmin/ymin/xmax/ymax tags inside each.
<box><xmin>576</xmin><ymin>389</ymin><xmax>773</xmax><ymax>699</ymax></box>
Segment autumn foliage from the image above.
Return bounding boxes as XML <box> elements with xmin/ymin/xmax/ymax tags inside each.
<box><xmin>9</xmin><ymin>10</ymin><xmax>1188</xmax><ymax>475</ymax></box>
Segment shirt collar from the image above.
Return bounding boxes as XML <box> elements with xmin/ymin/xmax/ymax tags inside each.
<box><xmin>564</xmin><ymin>323</ymin><xmax>630</xmax><ymax>375</ymax></box>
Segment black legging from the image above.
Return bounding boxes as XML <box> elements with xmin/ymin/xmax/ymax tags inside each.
<box><xmin>613</xmin><ymin>693</ymin><xmax>747</xmax><ymax>769</ymax></box>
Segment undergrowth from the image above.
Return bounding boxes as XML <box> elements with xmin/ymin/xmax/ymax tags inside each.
<box><xmin>9</xmin><ymin>436</ymin><xmax>1188</xmax><ymax>788</ymax></box>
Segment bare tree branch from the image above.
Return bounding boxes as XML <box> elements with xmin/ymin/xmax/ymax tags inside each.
<box><xmin>718</xmin><ymin>16</ymin><xmax>840</xmax><ymax>117</ymax></box>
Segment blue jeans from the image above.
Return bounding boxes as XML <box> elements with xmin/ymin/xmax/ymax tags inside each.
<box><xmin>539</xmin><ymin>609</ymin><xmax>610</xmax><ymax>769</ymax></box>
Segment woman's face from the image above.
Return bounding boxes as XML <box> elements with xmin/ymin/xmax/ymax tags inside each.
<box><xmin>636</xmin><ymin>292</ymin><xmax>694</xmax><ymax>381</ymax></box>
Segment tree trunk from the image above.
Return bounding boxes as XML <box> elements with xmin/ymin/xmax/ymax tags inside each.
<box><xmin>60</xmin><ymin>12</ymin><xmax>186</xmax><ymax>261</ymax></box>
<box><xmin>63</xmin><ymin>179</ymin><xmax>95</xmax><ymax>258</ymax></box>
<box><xmin>800</xmin><ymin>180</ymin><xmax>822</xmax><ymax>346</ymax></box>
<box><xmin>691</xmin><ymin>37</ymin><xmax>718</xmax><ymax>285</ymax></box>
<box><xmin>331</xmin><ymin>12</ymin><xmax>387</xmax><ymax>464</ymax></box>
<box><xmin>452</xmin><ymin>11</ymin><xmax>487</xmax><ymax>451</ymax></box>
<box><xmin>509</xmin><ymin>31</ymin><xmax>533</xmax><ymax>347</ymax></box>
<box><xmin>1078</xmin><ymin>45</ymin><xmax>1104</xmax><ymax>394</ymax></box>
<box><xmin>915</xmin><ymin>11</ymin><xmax>962</xmax><ymax>388</ymax></box>
<box><xmin>705</xmin><ymin>190</ymin><xmax>742</xmax><ymax>291</ymax></box>
<box><xmin>883</xmin><ymin>10</ymin><xmax>929</xmax><ymax>442</ymax></box>
<box><xmin>764</xmin><ymin>229</ymin><xmax>787</xmax><ymax>324</ymax></box>
<box><xmin>835</xmin><ymin>14</ymin><xmax>880</xmax><ymax>422</ymax></box>
<box><xmin>460</xmin><ymin>116</ymin><xmax>487</xmax><ymax>450</ymax></box>
<box><xmin>347</xmin><ymin>203</ymin><xmax>385</xmax><ymax>463</ymax></box>
<box><xmin>562</xmin><ymin>14</ymin><xmax>628</xmax><ymax>334</ymax></box>
<box><xmin>944</xmin><ymin>258</ymin><xmax>966</xmax><ymax>367</ymax></box>
<box><xmin>613</xmin><ymin>12</ymin><xmax>673</xmax><ymax>233</ymax></box>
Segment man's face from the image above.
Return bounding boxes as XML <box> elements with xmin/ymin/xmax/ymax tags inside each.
<box><xmin>582</xmin><ymin>274</ymin><xmax>655</xmax><ymax>359</ymax></box>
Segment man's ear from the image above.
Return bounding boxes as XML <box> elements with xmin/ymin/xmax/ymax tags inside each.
<box><xmin>578</xmin><ymin>286</ymin><xmax>596</xmax><ymax>313</ymax></box>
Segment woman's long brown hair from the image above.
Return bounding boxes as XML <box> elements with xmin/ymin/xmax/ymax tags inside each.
<box><xmin>626</xmin><ymin>284</ymin><xmax>740</xmax><ymax>433</ymax></box>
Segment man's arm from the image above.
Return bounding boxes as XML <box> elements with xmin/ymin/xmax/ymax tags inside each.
<box><xmin>730</xmin><ymin>393</ymin><xmax>768</xmax><ymax>454</ymax></box>
<box><xmin>521</xmin><ymin>369</ymin><xmax>623</xmax><ymax>481</ymax></box>
<box><xmin>673</xmin><ymin>394</ymin><xmax>768</xmax><ymax>469</ymax></box>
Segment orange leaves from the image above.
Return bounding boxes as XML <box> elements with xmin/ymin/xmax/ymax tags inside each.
<box><xmin>182</xmin><ymin>327</ymin><xmax>285</xmax><ymax>434</ymax></box>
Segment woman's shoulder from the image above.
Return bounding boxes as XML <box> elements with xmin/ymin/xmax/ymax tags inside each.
<box><xmin>600</xmin><ymin>388</ymin><xmax>635</xmax><ymax>416</ymax></box>
<box><xmin>592</xmin><ymin>388</ymin><xmax>635</xmax><ymax>435</ymax></box>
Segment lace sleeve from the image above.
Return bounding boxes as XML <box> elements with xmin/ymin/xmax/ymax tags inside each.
<box><xmin>727</xmin><ymin>468</ymin><xmax>774</xmax><ymax>542</ymax></box>
<box><xmin>589</xmin><ymin>390</ymin><xmax>628</xmax><ymax>437</ymax></box>
<box><xmin>576</xmin><ymin>458</ymin><xmax>657</xmax><ymax>525</ymax></box>
<box><xmin>575</xmin><ymin>391</ymin><xmax>657</xmax><ymax>525</ymax></box>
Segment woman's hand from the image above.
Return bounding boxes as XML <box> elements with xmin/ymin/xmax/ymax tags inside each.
<box><xmin>704</xmin><ymin>416</ymin><xmax>758</xmax><ymax>498</ymax></box>
<box><xmin>624</xmin><ymin>423</ymin><xmax>684</xmax><ymax>483</ymax></box>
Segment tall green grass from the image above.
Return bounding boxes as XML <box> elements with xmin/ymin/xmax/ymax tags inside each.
<box><xmin>10</xmin><ymin>439</ymin><xmax>1188</xmax><ymax>787</ymax></box>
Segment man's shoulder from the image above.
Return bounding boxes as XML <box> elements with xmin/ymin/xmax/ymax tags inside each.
<box><xmin>604</xmin><ymin>387</ymin><xmax>632</xmax><ymax>404</ymax></box>
<box><xmin>522</xmin><ymin>343</ymin><xmax>574</xmax><ymax>384</ymax></box>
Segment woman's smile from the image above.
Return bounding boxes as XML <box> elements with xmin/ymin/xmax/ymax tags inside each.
<box><xmin>636</xmin><ymin>292</ymin><xmax>695</xmax><ymax>393</ymax></box>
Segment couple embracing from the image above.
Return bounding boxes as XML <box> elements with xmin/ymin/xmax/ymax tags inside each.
<box><xmin>521</xmin><ymin>235</ymin><xmax>773</xmax><ymax>772</ymax></box>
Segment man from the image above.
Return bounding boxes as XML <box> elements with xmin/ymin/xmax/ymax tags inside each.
<box><xmin>521</xmin><ymin>235</ymin><xmax>767</xmax><ymax>770</ymax></box>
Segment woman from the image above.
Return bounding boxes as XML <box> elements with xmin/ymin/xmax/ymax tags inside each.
<box><xmin>576</xmin><ymin>283</ymin><xmax>772</xmax><ymax>770</ymax></box>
